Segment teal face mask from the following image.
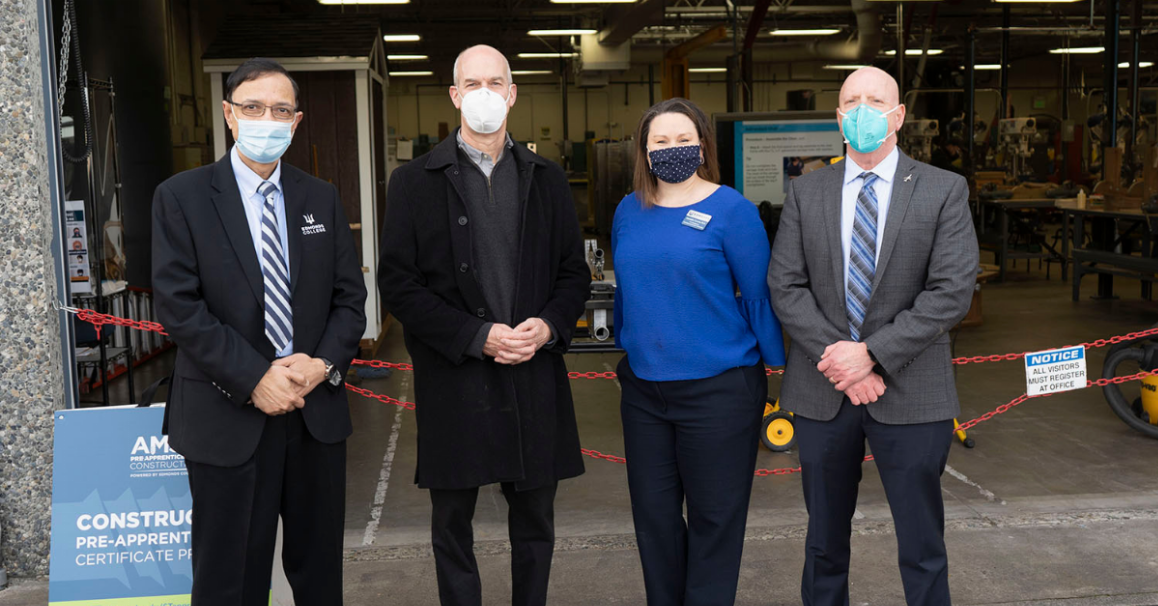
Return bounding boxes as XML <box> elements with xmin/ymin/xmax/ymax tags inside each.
<box><xmin>838</xmin><ymin>103</ymin><xmax>900</xmax><ymax>154</ymax></box>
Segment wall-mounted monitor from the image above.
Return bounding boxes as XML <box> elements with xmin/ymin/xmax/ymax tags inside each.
<box><xmin>715</xmin><ymin>111</ymin><xmax>845</xmax><ymax>206</ymax></box>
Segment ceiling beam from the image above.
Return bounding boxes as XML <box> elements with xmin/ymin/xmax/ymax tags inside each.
<box><xmin>599</xmin><ymin>0</ymin><xmax>667</xmax><ymax>47</ymax></box>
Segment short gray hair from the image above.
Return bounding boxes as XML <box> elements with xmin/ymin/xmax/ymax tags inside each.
<box><xmin>453</xmin><ymin>45</ymin><xmax>513</xmax><ymax>87</ymax></box>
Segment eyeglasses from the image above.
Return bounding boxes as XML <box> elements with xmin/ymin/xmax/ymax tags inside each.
<box><xmin>228</xmin><ymin>100</ymin><xmax>298</xmax><ymax>121</ymax></box>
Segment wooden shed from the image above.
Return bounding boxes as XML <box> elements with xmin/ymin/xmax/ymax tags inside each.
<box><xmin>203</xmin><ymin>15</ymin><xmax>390</xmax><ymax>354</ymax></box>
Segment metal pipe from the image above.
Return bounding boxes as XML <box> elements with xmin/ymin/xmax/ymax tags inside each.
<box><xmin>1104</xmin><ymin>0</ymin><xmax>1120</xmax><ymax>151</ymax></box>
<box><xmin>745</xmin><ymin>0</ymin><xmax>881</xmax><ymax>63</ymax></box>
<box><xmin>1129</xmin><ymin>0</ymin><xmax>1142</xmax><ymax>168</ymax></box>
<box><xmin>966</xmin><ymin>28</ymin><xmax>976</xmax><ymax>179</ymax></box>
<box><xmin>1000</xmin><ymin>6</ymin><xmax>1010</xmax><ymax>119</ymax></box>
<box><xmin>561</xmin><ymin>57</ymin><xmax>569</xmax><ymax>165</ymax></box>
<box><xmin>585</xmin><ymin>88</ymin><xmax>590</xmax><ymax>133</ymax></box>
<box><xmin>896</xmin><ymin>3</ymin><xmax>905</xmax><ymax>101</ymax></box>
<box><xmin>648</xmin><ymin>63</ymin><xmax>655</xmax><ymax>106</ymax></box>
<box><xmin>974</xmin><ymin>26</ymin><xmax>1115</xmax><ymax>33</ymax></box>
<box><xmin>36</xmin><ymin>0</ymin><xmax>80</xmax><ymax>409</ymax></box>
<box><xmin>1062</xmin><ymin>50</ymin><xmax>1070</xmax><ymax>120</ymax></box>
<box><xmin>913</xmin><ymin>5</ymin><xmax>937</xmax><ymax>90</ymax></box>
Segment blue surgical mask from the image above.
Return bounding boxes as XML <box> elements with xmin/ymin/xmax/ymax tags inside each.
<box><xmin>233</xmin><ymin>107</ymin><xmax>294</xmax><ymax>164</ymax></box>
<box><xmin>648</xmin><ymin>144</ymin><xmax>703</xmax><ymax>184</ymax></box>
<box><xmin>838</xmin><ymin>104</ymin><xmax>900</xmax><ymax>154</ymax></box>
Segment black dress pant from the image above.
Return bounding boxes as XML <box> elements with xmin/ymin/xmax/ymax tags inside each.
<box><xmin>184</xmin><ymin>409</ymin><xmax>346</xmax><ymax>606</ymax></box>
<box><xmin>617</xmin><ymin>358</ymin><xmax>768</xmax><ymax>606</ymax></box>
<box><xmin>429</xmin><ymin>481</ymin><xmax>558</xmax><ymax>606</ymax></box>
<box><xmin>794</xmin><ymin>400</ymin><xmax>953</xmax><ymax>606</ymax></box>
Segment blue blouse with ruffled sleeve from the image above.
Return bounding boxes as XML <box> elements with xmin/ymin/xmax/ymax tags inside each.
<box><xmin>612</xmin><ymin>185</ymin><xmax>787</xmax><ymax>381</ymax></box>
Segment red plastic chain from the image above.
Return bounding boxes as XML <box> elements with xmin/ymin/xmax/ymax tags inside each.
<box><xmin>75</xmin><ymin>308</ymin><xmax>168</xmax><ymax>339</ymax></box>
<box><xmin>951</xmin><ymin>327</ymin><xmax>1158</xmax><ymax>366</ymax></box>
<box><xmin>343</xmin><ymin>369</ymin><xmax>1158</xmax><ymax>478</ymax></box>
<box><xmin>351</xmin><ymin>359</ymin><xmax>414</xmax><ymax>372</ymax></box>
<box><xmin>580</xmin><ymin>448</ymin><xmax>627</xmax><ymax>465</ymax></box>
<box><xmin>955</xmin><ymin>369</ymin><xmax>1158</xmax><ymax>433</ymax></box>
<box><xmin>63</xmin><ymin>307</ymin><xmax>1158</xmax><ymax>376</ymax></box>
<box><xmin>343</xmin><ymin>384</ymin><xmax>416</xmax><ymax>410</ymax></box>
<box><xmin>61</xmin><ymin>307</ymin><xmax>1158</xmax><ymax>478</ymax></box>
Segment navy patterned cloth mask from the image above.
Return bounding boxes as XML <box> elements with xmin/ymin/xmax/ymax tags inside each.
<box><xmin>648</xmin><ymin>144</ymin><xmax>703</xmax><ymax>184</ymax></box>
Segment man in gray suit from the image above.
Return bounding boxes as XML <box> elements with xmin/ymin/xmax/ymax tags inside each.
<box><xmin>769</xmin><ymin>67</ymin><xmax>978</xmax><ymax>606</ymax></box>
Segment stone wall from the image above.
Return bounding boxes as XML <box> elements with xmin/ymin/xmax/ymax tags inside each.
<box><xmin>0</xmin><ymin>0</ymin><xmax>65</xmax><ymax>577</ymax></box>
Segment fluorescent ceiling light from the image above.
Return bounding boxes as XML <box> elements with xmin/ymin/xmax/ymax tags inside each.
<box><xmin>823</xmin><ymin>64</ymin><xmax>869</xmax><ymax>70</ymax></box>
<box><xmin>512</xmin><ymin>70</ymin><xmax>555</xmax><ymax>75</ymax></box>
<box><xmin>320</xmin><ymin>0</ymin><xmax>409</xmax><ymax>4</ymax></box>
<box><xmin>550</xmin><ymin>0</ymin><xmax>635</xmax><ymax>3</ymax></box>
<box><xmin>961</xmin><ymin>64</ymin><xmax>1007</xmax><ymax>70</ymax></box>
<box><xmin>884</xmin><ymin>49</ymin><xmax>944</xmax><ymax>56</ymax></box>
<box><xmin>389</xmin><ymin>71</ymin><xmax>433</xmax><ymax>76</ymax></box>
<box><xmin>769</xmin><ymin>28</ymin><xmax>841</xmax><ymax>36</ymax></box>
<box><xmin>994</xmin><ymin>0</ymin><xmax>1082</xmax><ymax>3</ymax></box>
<box><xmin>1119</xmin><ymin>61</ymin><xmax>1154</xmax><ymax>68</ymax></box>
<box><xmin>382</xmin><ymin>34</ymin><xmax>421</xmax><ymax>42</ymax></box>
<box><xmin>529</xmin><ymin>29</ymin><xmax>598</xmax><ymax>36</ymax></box>
<box><xmin>388</xmin><ymin>54</ymin><xmax>428</xmax><ymax>61</ymax></box>
<box><xmin>689</xmin><ymin>67</ymin><xmax>728</xmax><ymax>73</ymax></box>
<box><xmin>517</xmin><ymin>52</ymin><xmax>578</xmax><ymax>58</ymax></box>
<box><xmin>1049</xmin><ymin>47</ymin><xmax>1104</xmax><ymax>54</ymax></box>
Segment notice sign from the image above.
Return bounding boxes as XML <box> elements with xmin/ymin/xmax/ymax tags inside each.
<box><xmin>49</xmin><ymin>405</ymin><xmax>192</xmax><ymax>606</ymax></box>
<box><xmin>1025</xmin><ymin>345</ymin><xmax>1087</xmax><ymax>396</ymax></box>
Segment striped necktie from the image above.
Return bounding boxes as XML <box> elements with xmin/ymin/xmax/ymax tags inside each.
<box><xmin>847</xmin><ymin>172</ymin><xmax>879</xmax><ymax>343</ymax></box>
<box><xmin>258</xmin><ymin>181</ymin><xmax>293</xmax><ymax>353</ymax></box>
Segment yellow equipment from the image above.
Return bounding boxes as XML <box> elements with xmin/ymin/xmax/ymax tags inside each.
<box><xmin>760</xmin><ymin>398</ymin><xmax>975</xmax><ymax>452</ymax></box>
<box><xmin>761</xmin><ymin>399</ymin><xmax>795</xmax><ymax>452</ymax></box>
<box><xmin>1100</xmin><ymin>325</ymin><xmax>1158</xmax><ymax>439</ymax></box>
<box><xmin>1140</xmin><ymin>374</ymin><xmax>1158</xmax><ymax>426</ymax></box>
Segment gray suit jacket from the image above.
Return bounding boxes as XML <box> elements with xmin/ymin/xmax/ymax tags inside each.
<box><xmin>768</xmin><ymin>150</ymin><xmax>978</xmax><ymax>425</ymax></box>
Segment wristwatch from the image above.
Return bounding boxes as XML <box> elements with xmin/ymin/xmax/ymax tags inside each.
<box><xmin>320</xmin><ymin>357</ymin><xmax>342</xmax><ymax>386</ymax></box>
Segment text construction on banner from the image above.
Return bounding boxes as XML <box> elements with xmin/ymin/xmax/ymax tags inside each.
<box><xmin>1025</xmin><ymin>345</ymin><xmax>1087</xmax><ymax>396</ymax></box>
<box><xmin>49</xmin><ymin>405</ymin><xmax>192</xmax><ymax>606</ymax></box>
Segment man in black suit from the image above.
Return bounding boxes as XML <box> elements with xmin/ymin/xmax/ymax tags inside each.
<box><xmin>152</xmin><ymin>57</ymin><xmax>366</xmax><ymax>605</ymax></box>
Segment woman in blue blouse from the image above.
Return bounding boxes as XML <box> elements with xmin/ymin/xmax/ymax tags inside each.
<box><xmin>612</xmin><ymin>98</ymin><xmax>787</xmax><ymax>606</ymax></box>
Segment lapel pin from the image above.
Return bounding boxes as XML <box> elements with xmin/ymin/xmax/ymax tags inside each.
<box><xmin>904</xmin><ymin>174</ymin><xmax>912</xmax><ymax>182</ymax></box>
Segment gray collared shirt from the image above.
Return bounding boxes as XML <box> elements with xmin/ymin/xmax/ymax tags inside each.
<box><xmin>456</xmin><ymin>131</ymin><xmax>515</xmax><ymax>179</ymax></box>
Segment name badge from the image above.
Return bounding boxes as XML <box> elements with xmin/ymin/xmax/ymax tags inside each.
<box><xmin>682</xmin><ymin>210</ymin><xmax>712</xmax><ymax>231</ymax></box>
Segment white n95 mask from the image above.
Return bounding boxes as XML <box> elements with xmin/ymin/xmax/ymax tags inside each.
<box><xmin>460</xmin><ymin>87</ymin><xmax>511</xmax><ymax>134</ymax></box>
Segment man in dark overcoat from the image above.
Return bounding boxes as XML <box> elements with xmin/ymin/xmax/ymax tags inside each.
<box><xmin>377</xmin><ymin>44</ymin><xmax>591</xmax><ymax>606</ymax></box>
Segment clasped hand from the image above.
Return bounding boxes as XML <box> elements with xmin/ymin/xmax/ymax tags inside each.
<box><xmin>818</xmin><ymin>340</ymin><xmax>886</xmax><ymax>405</ymax></box>
<box><xmin>250</xmin><ymin>354</ymin><xmax>327</xmax><ymax>416</ymax></box>
<box><xmin>484</xmin><ymin>318</ymin><xmax>552</xmax><ymax>365</ymax></box>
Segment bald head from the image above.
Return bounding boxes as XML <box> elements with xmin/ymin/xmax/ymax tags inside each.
<box><xmin>839</xmin><ymin>67</ymin><xmax>900</xmax><ymax>110</ymax></box>
<box><xmin>835</xmin><ymin>67</ymin><xmax>906</xmax><ymax>160</ymax></box>
<box><xmin>453</xmin><ymin>45</ymin><xmax>513</xmax><ymax>88</ymax></box>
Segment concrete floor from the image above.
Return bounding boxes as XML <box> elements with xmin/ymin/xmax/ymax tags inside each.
<box><xmin>5</xmin><ymin>256</ymin><xmax>1158</xmax><ymax>605</ymax></box>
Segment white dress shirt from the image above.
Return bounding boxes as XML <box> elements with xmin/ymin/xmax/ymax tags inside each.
<box><xmin>841</xmin><ymin>147</ymin><xmax>899</xmax><ymax>290</ymax></box>
<box><xmin>231</xmin><ymin>145</ymin><xmax>293</xmax><ymax>357</ymax></box>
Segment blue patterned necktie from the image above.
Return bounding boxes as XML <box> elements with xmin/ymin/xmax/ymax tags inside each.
<box><xmin>258</xmin><ymin>181</ymin><xmax>293</xmax><ymax>352</ymax></box>
<box><xmin>847</xmin><ymin>172</ymin><xmax>879</xmax><ymax>342</ymax></box>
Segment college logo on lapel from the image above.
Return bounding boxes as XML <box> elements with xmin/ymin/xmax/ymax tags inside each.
<box><xmin>301</xmin><ymin>213</ymin><xmax>326</xmax><ymax>236</ymax></box>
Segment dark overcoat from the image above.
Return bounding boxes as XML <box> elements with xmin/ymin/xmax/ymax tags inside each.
<box><xmin>378</xmin><ymin>130</ymin><xmax>591</xmax><ymax>491</ymax></box>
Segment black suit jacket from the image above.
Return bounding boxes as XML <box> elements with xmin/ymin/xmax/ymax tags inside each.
<box><xmin>378</xmin><ymin>131</ymin><xmax>590</xmax><ymax>490</ymax></box>
<box><xmin>152</xmin><ymin>154</ymin><xmax>367</xmax><ymax>467</ymax></box>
